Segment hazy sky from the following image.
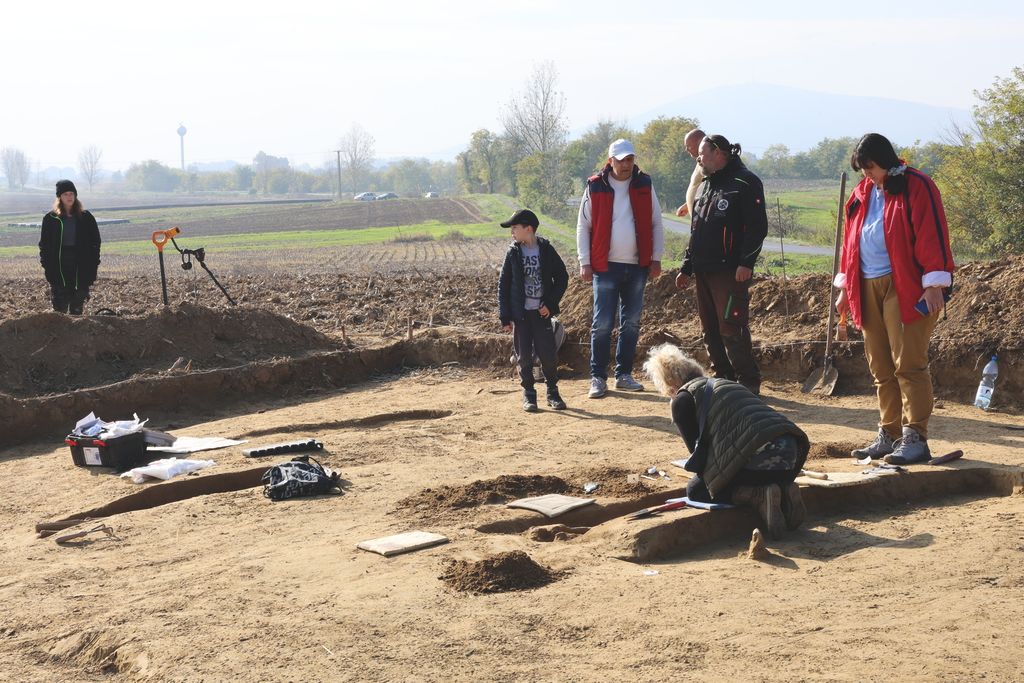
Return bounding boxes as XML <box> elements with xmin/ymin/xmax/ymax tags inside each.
<box><xmin>4</xmin><ymin>0</ymin><xmax>1021</xmax><ymax>173</ymax></box>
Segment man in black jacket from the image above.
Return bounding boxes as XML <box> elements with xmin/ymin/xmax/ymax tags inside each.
<box><xmin>675</xmin><ymin>135</ymin><xmax>767</xmax><ymax>393</ymax></box>
<box><xmin>39</xmin><ymin>179</ymin><xmax>101</xmax><ymax>315</ymax></box>
<box><xmin>498</xmin><ymin>209</ymin><xmax>569</xmax><ymax>412</ymax></box>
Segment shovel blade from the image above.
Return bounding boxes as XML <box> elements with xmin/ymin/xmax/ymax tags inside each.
<box><xmin>818</xmin><ymin>365</ymin><xmax>839</xmax><ymax>395</ymax></box>
<box><xmin>801</xmin><ymin>362</ymin><xmax>839</xmax><ymax>395</ymax></box>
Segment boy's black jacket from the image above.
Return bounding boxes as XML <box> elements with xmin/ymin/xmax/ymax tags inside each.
<box><xmin>498</xmin><ymin>236</ymin><xmax>568</xmax><ymax>324</ymax></box>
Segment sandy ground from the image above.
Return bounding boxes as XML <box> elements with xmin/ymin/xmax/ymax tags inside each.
<box><xmin>2</xmin><ymin>369</ymin><xmax>1024</xmax><ymax>682</ymax></box>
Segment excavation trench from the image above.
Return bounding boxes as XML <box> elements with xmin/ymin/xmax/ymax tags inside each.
<box><xmin>35</xmin><ymin>466</ymin><xmax>270</xmax><ymax>537</ymax></box>
<box><xmin>34</xmin><ymin>406</ymin><xmax>456</xmax><ymax>537</ymax></box>
<box><xmin>3</xmin><ymin>332</ymin><xmax>504</xmax><ymax>449</ymax></box>
<box><xmin>34</xmin><ymin>463</ymin><xmax>1024</xmax><ymax>561</ymax></box>
<box><xmin>474</xmin><ymin>466</ymin><xmax>1024</xmax><ymax>560</ymax></box>
<box><xmin>580</xmin><ymin>466</ymin><xmax>1024</xmax><ymax>562</ymax></box>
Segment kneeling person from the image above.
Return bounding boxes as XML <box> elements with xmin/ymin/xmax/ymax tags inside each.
<box><xmin>498</xmin><ymin>209</ymin><xmax>569</xmax><ymax>412</ymax></box>
<box><xmin>644</xmin><ymin>344</ymin><xmax>809</xmax><ymax>539</ymax></box>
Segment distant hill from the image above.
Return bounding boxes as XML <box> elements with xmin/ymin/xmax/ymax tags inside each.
<box><xmin>628</xmin><ymin>83</ymin><xmax>971</xmax><ymax>154</ymax></box>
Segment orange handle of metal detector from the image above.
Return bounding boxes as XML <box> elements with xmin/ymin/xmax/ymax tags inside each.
<box><xmin>151</xmin><ymin>227</ymin><xmax>181</xmax><ymax>252</ymax></box>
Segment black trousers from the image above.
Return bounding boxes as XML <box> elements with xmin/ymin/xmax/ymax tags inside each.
<box><xmin>50</xmin><ymin>283</ymin><xmax>90</xmax><ymax>315</ymax></box>
<box><xmin>512</xmin><ymin>311</ymin><xmax>559</xmax><ymax>397</ymax></box>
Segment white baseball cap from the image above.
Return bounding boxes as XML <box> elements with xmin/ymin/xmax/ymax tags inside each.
<box><xmin>608</xmin><ymin>138</ymin><xmax>636</xmax><ymax>160</ymax></box>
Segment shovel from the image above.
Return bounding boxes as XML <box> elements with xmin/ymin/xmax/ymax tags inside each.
<box><xmin>802</xmin><ymin>172</ymin><xmax>847</xmax><ymax>395</ymax></box>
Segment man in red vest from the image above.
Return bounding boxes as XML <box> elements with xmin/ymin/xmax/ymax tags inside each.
<box><xmin>577</xmin><ymin>138</ymin><xmax>665</xmax><ymax>398</ymax></box>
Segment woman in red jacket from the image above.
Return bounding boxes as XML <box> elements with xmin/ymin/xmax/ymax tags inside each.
<box><xmin>834</xmin><ymin>133</ymin><xmax>954</xmax><ymax>464</ymax></box>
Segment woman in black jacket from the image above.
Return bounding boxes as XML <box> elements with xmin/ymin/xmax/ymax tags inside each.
<box><xmin>39</xmin><ymin>179</ymin><xmax>101</xmax><ymax>314</ymax></box>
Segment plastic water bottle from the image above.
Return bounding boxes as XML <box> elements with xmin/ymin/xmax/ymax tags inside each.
<box><xmin>974</xmin><ymin>355</ymin><xmax>998</xmax><ymax>410</ymax></box>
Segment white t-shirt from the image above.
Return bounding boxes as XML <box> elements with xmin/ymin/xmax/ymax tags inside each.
<box><xmin>576</xmin><ymin>176</ymin><xmax>665</xmax><ymax>267</ymax></box>
<box><xmin>607</xmin><ymin>176</ymin><xmax>639</xmax><ymax>264</ymax></box>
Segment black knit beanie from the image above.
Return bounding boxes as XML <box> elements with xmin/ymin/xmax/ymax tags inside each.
<box><xmin>56</xmin><ymin>179</ymin><xmax>77</xmax><ymax>197</ymax></box>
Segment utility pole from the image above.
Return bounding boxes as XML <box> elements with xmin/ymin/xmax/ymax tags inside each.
<box><xmin>334</xmin><ymin>149</ymin><xmax>342</xmax><ymax>199</ymax></box>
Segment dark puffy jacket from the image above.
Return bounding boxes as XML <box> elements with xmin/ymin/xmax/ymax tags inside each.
<box><xmin>674</xmin><ymin>377</ymin><xmax>808</xmax><ymax>497</ymax></box>
<box><xmin>681</xmin><ymin>156</ymin><xmax>767</xmax><ymax>276</ymax></box>
<box><xmin>498</xmin><ymin>236</ymin><xmax>568</xmax><ymax>324</ymax></box>
<box><xmin>39</xmin><ymin>210</ymin><xmax>101</xmax><ymax>288</ymax></box>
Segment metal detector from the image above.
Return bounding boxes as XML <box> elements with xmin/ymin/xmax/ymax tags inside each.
<box><xmin>151</xmin><ymin>227</ymin><xmax>236</xmax><ymax>306</ymax></box>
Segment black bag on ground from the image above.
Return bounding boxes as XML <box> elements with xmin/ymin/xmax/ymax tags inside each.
<box><xmin>261</xmin><ymin>455</ymin><xmax>340</xmax><ymax>501</ymax></box>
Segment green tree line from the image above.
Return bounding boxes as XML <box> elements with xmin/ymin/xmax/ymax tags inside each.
<box><xmin>121</xmin><ymin>154</ymin><xmax>458</xmax><ymax>197</ymax></box>
<box><xmin>457</xmin><ymin>64</ymin><xmax>1024</xmax><ymax>259</ymax></box>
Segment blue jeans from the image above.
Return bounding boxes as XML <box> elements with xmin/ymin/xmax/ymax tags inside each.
<box><xmin>590</xmin><ymin>262</ymin><xmax>648</xmax><ymax>379</ymax></box>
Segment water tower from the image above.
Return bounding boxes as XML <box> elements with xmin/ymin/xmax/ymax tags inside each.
<box><xmin>177</xmin><ymin>124</ymin><xmax>187</xmax><ymax>170</ymax></box>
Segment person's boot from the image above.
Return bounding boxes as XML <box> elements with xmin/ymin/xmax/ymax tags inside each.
<box><xmin>702</xmin><ymin>332</ymin><xmax>735</xmax><ymax>381</ymax></box>
<box><xmin>851</xmin><ymin>428</ymin><xmax>896</xmax><ymax>460</ymax></box>
<box><xmin>884</xmin><ymin>426</ymin><xmax>931</xmax><ymax>465</ymax></box>
<box><xmin>522</xmin><ymin>390</ymin><xmax>538</xmax><ymax>413</ymax></box>
<box><xmin>732</xmin><ymin>484</ymin><xmax>785</xmax><ymax>540</ymax></box>
<box><xmin>546</xmin><ymin>384</ymin><xmax>566</xmax><ymax>410</ymax></box>
<box><xmin>721</xmin><ymin>333</ymin><xmax>760</xmax><ymax>394</ymax></box>
<box><xmin>780</xmin><ymin>481</ymin><xmax>806</xmax><ymax>530</ymax></box>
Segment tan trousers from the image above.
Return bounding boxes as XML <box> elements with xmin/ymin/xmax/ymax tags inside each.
<box><xmin>860</xmin><ymin>274</ymin><xmax>937</xmax><ymax>439</ymax></box>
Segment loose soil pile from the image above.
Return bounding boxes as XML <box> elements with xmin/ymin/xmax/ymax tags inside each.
<box><xmin>807</xmin><ymin>440</ymin><xmax>864</xmax><ymax>460</ymax></box>
<box><xmin>398</xmin><ymin>475</ymin><xmax>572</xmax><ymax>513</ymax></box>
<box><xmin>398</xmin><ymin>467</ymin><xmax>664</xmax><ymax>521</ymax></box>
<box><xmin>0</xmin><ymin>303</ymin><xmax>335</xmax><ymax>397</ymax></box>
<box><xmin>440</xmin><ymin>550</ymin><xmax>562</xmax><ymax>594</ymax></box>
<box><xmin>2</xmin><ymin>255</ymin><xmax>1023</xmax><ymax>408</ymax></box>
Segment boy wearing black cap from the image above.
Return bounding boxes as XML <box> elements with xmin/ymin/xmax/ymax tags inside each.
<box><xmin>498</xmin><ymin>209</ymin><xmax>569</xmax><ymax>412</ymax></box>
<box><xmin>39</xmin><ymin>180</ymin><xmax>101</xmax><ymax>314</ymax></box>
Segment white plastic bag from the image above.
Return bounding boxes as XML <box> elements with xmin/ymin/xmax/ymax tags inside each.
<box><xmin>119</xmin><ymin>457</ymin><xmax>216</xmax><ymax>484</ymax></box>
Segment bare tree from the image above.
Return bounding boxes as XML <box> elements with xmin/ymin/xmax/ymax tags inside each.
<box><xmin>338</xmin><ymin>123</ymin><xmax>375</xmax><ymax>192</ymax></box>
<box><xmin>78</xmin><ymin>146</ymin><xmax>103</xmax><ymax>190</ymax></box>
<box><xmin>501</xmin><ymin>61</ymin><xmax>568</xmax><ymax>159</ymax></box>
<box><xmin>1</xmin><ymin>147</ymin><xmax>30</xmax><ymax>189</ymax></box>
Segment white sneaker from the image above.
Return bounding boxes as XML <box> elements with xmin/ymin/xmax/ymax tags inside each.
<box><xmin>588</xmin><ymin>377</ymin><xmax>607</xmax><ymax>398</ymax></box>
<box><xmin>614</xmin><ymin>374</ymin><xmax>644</xmax><ymax>392</ymax></box>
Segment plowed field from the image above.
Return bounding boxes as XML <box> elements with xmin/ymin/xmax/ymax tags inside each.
<box><xmin>2</xmin><ymin>198</ymin><xmax>488</xmax><ymax>248</ymax></box>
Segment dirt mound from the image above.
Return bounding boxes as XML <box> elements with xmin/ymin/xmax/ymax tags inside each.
<box><xmin>440</xmin><ymin>551</ymin><xmax>561</xmax><ymax>594</ymax></box>
<box><xmin>398</xmin><ymin>475</ymin><xmax>571</xmax><ymax>514</ymax></box>
<box><xmin>0</xmin><ymin>303</ymin><xmax>337</xmax><ymax>398</ymax></box>
<box><xmin>558</xmin><ymin>256</ymin><xmax>1024</xmax><ymax>356</ymax></box>
<box><xmin>558</xmin><ymin>271</ymin><xmax>837</xmax><ymax>352</ymax></box>
<box><xmin>4</xmin><ymin>252</ymin><xmax>1024</xmax><ymax>410</ymax></box>
<box><xmin>563</xmin><ymin>465</ymin><xmax>669</xmax><ymax>499</ymax></box>
<box><xmin>807</xmin><ymin>441</ymin><xmax>862</xmax><ymax>460</ymax></box>
<box><xmin>0</xmin><ymin>272</ymin><xmax>502</xmax><ymax>345</ymax></box>
<box><xmin>557</xmin><ymin>256</ymin><xmax>1024</xmax><ymax>404</ymax></box>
